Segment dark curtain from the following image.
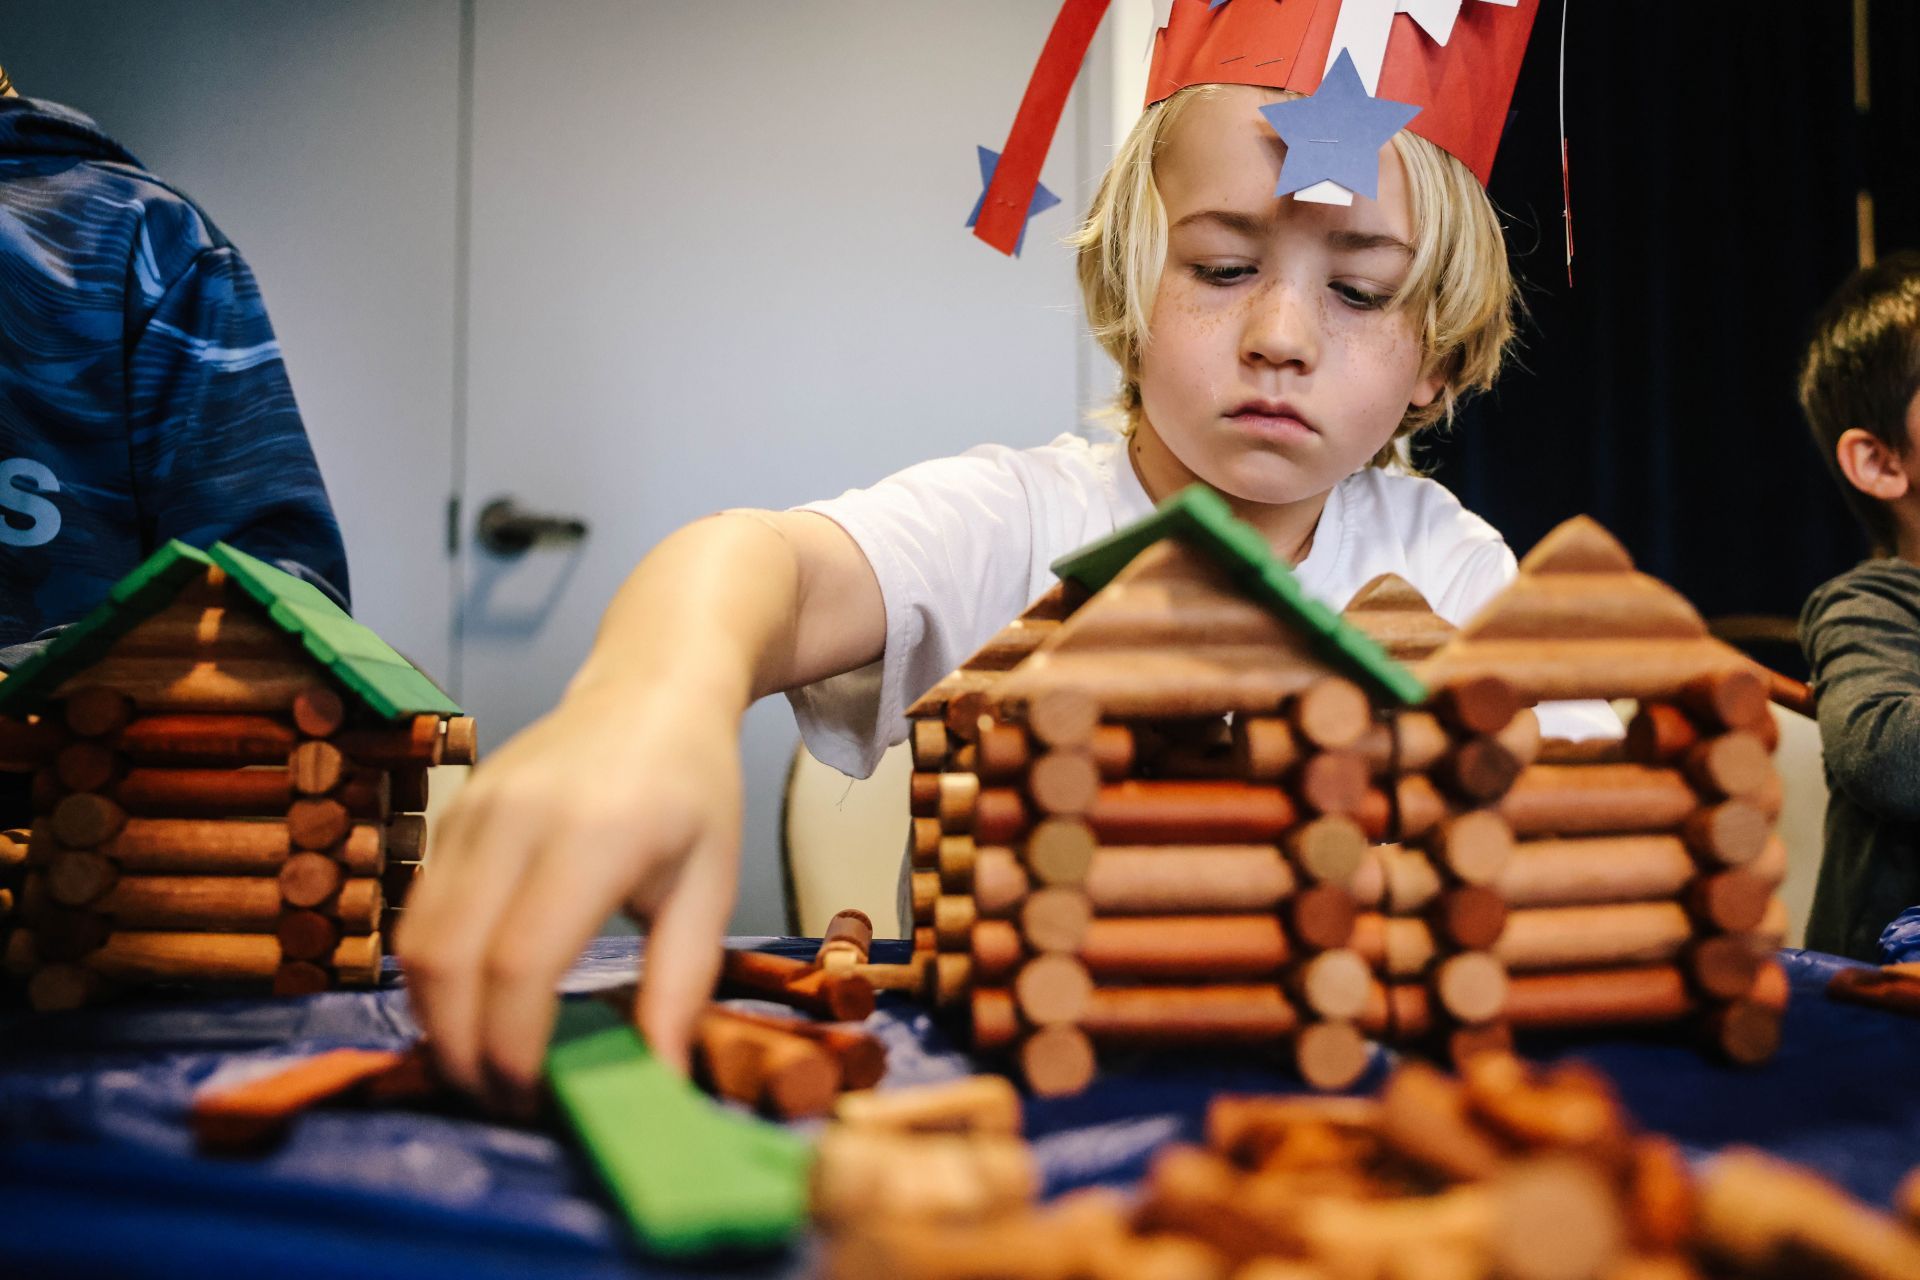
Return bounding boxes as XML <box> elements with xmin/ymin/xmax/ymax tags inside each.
<box><xmin>1421</xmin><ymin>1</ymin><xmax>1919</xmax><ymax>677</ymax></box>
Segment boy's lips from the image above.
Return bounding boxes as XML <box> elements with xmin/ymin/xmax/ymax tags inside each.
<box><xmin>1225</xmin><ymin>398</ymin><xmax>1317</xmax><ymax>438</ymax></box>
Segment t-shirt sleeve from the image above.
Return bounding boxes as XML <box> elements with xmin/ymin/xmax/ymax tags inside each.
<box><xmin>1801</xmin><ymin>568</ymin><xmax>1920</xmax><ymax>821</ymax></box>
<box><xmin>783</xmin><ymin>447</ymin><xmax>1052</xmax><ymax>778</ymax></box>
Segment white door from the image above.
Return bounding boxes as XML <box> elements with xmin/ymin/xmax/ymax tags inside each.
<box><xmin>458</xmin><ymin>1</ymin><xmax>1115</xmax><ymax>931</ymax></box>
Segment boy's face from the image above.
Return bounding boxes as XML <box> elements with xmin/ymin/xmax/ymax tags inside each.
<box><xmin>1136</xmin><ymin>86</ymin><xmax>1442</xmax><ymax>508</ymax></box>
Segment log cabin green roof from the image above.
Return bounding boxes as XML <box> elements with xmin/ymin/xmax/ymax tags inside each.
<box><xmin>0</xmin><ymin>540</ymin><xmax>461</xmax><ymax>721</ymax></box>
<box><xmin>1050</xmin><ymin>484</ymin><xmax>1426</xmax><ymax>706</ymax></box>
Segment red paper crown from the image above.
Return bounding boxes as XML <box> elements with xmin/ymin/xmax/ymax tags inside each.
<box><xmin>973</xmin><ymin>0</ymin><xmax>1541</xmax><ymax>256</ymax></box>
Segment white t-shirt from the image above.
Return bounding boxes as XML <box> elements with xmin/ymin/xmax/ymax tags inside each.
<box><xmin>787</xmin><ymin>432</ymin><xmax>1619</xmax><ymax>777</ymax></box>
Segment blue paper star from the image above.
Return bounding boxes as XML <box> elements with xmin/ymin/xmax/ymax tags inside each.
<box><xmin>1257</xmin><ymin>49</ymin><xmax>1421</xmax><ymax>201</ymax></box>
<box><xmin>965</xmin><ymin>145</ymin><xmax>1061</xmax><ymax>258</ymax></box>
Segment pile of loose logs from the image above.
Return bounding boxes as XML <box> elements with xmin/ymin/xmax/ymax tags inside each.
<box><xmin>813</xmin><ymin>1058</ymin><xmax>1920</xmax><ymax>1280</ymax></box>
<box><xmin>3</xmin><ymin>682</ymin><xmax>476</xmax><ymax>1009</ymax></box>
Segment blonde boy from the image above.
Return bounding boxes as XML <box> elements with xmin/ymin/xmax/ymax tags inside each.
<box><xmin>399</xmin><ymin>3</ymin><xmax>1602</xmax><ymax>1106</ymax></box>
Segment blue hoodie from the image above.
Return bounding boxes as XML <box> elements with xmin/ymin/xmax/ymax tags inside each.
<box><xmin>0</xmin><ymin>96</ymin><xmax>349</xmax><ymax>663</ymax></box>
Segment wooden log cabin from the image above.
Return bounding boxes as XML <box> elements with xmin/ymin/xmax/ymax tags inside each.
<box><xmin>0</xmin><ymin>539</ymin><xmax>475</xmax><ymax>1010</ymax></box>
<box><xmin>903</xmin><ymin>488</ymin><xmax>1787</xmax><ymax>1094</ymax></box>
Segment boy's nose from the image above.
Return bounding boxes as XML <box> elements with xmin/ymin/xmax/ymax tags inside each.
<box><xmin>1240</xmin><ymin>282</ymin><xmax>1318</xmax><ymax>373</ymax></box>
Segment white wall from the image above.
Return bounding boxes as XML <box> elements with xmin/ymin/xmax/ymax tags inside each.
<box><xmin>3</xmin><ymin>2</ymin><xmax>1130</xmax><ymax>934</ymax></box>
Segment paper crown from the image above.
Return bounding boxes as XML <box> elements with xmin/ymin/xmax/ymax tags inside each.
<box><xmin>972</xmin><ymin>0</ymin><xmax>1540</xmax><ymax>257</ymax></box>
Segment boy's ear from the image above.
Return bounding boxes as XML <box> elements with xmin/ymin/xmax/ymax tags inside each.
<box><xmin>1835</xmin><ymin>427</ymin><xmax>1912</xmax><ymax>502</ymax></box>
<box><xmin>1409</xmin><ymin>366</ymin><xmax>1447</xmax><ymax>411</ymax></box>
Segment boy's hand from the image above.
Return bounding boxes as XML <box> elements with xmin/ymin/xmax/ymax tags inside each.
<box><xmin>395</xmin><ymin>677</ymin><xmax>742</xmax><ymax>1113</ymax></box>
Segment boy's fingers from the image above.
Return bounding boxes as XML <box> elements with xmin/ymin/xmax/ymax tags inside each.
<box><xmin>396</xmin><ymin>791</ymin><xmax>554</xmax><ymax>1097</ymax></box>
<box><xmin>635</xmin><ymin>833</ymin><xmax>738</xmax><ymax>1073</ymax></box>
<box><xmin>474</xmin><ymin>822</ymin><xmax>663</xmax><ymax>1097</ymax></box>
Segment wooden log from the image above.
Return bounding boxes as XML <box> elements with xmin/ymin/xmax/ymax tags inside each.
<box><xmin>815</xmin><ymin>908</ymin><xmax>874</xmax><ymax>971</ymax></box>
<box><xmin>1503</xmin><ymin>966</ymin><xmax>1695</xmax><ymax>1028</ymax></box>
<box><xmin>1686</xmin><ymin>867</ymin><xmax>1776</xmax><ymax>932</ymax></box>
<box><xmin>47</xmin><ymin>849</ymin><xmax>118</xmax><ymax>906</ymax></box>
<box><xmin>719</xmin><ymin>948</ymin><xmax>875</xmax><ymax>1021</ymax></box>
<box><xmin>1018</xmin><ymin>888</ymin><xmax>1091</xmax><ymax>953</ymax></box>
<box><xmin>64</xmin><ymin>688</ymin><xmax>134</xmax><ymax>738</ymax></box>
<box><xmin>1431</xmin><ymin>810</ymin><xmax>1514</xmax><ymax>886</ymax></box>
<box><xmin>1013</xmin><ymin>955</ymin><xmax>1091</xmax><ymax>1025</ymax></box>
<box><xmin>979</xmin><ymin>722</ymin><xmax>1132</xmax><ymax>783</ymax></box>
<box><xmin>54</xmin><ymin>741</ymin><xmax>122</xmax><ymax>793</ymax></box>
<box><xmin>1680</xmin><ymin>670</ymin><xmax>1770</xmax><ymax>733</ymax></box>
<box><xmin>970</xmin><ymin>986</ymin><xmax>1019</xmax><ymax>1051</ymax></box>
<box><xmin>1083</xmin><ymin>844</ymin><xmax>1296</xmax><ymax>915</ymax></box>
<box><xmin>1432</xmin><ymin>886</ymin><xmax>1508</xmax><ymax>949</ymax></box>
<box><xmin>1432</xmin><ymin>675</ymin><xmax>1522</xmax><ymax>736</ymax></box>
<box><xmin>102</xmin><ymin>767</ymin><xmax>389</xmax><ymax>820</ymax></box>
<box><xmin>279</xmin><ymin>852</ymin><xmax>345</xmax><ymax>909</ymax></box>
<box><xmin>1290</xmin><ymin>678</ymin><xmax>1371</xmax><ymax>750</ymax></box>
<box><xmin>911</xmin><ymin>817</ymin><xmax>942</xmax><ymax>865</ymax></box>
<box><xmin>1232</xmin><ymin>716</ymin><xmax>1302</xmax><ymax>781</ymax></box>
<box><xmin>971</xmin><ymin>788</ymin><xmax>1030</xmax><ymax>845</ymax></box>
<box><xmin>1287</xmin><ymin>884</ymin><xmax>1357</xmax><ymax>951</ymax></box>
<box><xmin>68</xmin><ymin>930</ymin><xmax>380</xmax><ymax>985</ymax></box>
<box><xmin>970</xmin><ymin>920</ymin><xmax>1024</xmax><ymax>982</ymax></box>
<box><xmin>943</xmin><ymin>689</ymin><xmax>990</xmax><ymax>743</ymax></box>
<box><xmin>695</xmin><ymin>1007</ymin><xmax>841</xmax><ymax>1119</ymax></box>
<box><xmin>94</xmin><ymin>875</ymin><xmax>379</xmax><ymax>933</ymax></box>
<box><xmin>440</xmin><ymin>716</ymin><xmax>478</xmax><ymax>765</ymax></box>
<box><xmin>58</xmin><ymin>659</ymin><xmax>334</xmax><ymax>714</ymax></box>
<box><xmin>277</xmin><ymin>910</ymin><xmax>343</xmax><ymax>961</ymax></box>
<box><xmin>1283</xmin><ymin>814</ymin><xmax>1367</xmax><ymax>885</ymax></box>
<box><xmin>391</xmin><ymin>766</ymin><xmax>429</xmax><ymax>814</ymax></box>
<box><xmin>1683</xmin><ymin>732</ymin><xmax>1773</xmax><ymax>800</ymax></box>
<box><xmin>1293</xmin><ymin>1019</ymin><xmax>1369</xmax><ymax>1091</ymax></box>
<box><xmin>708</xmin><ymin>1006</ymin><xmax>887</xmax><ymax>1090</ymax></box>
<box><xmin>1696</xmin><ymin>1147</ymin><xmax>1920</xmax><ymax>1280</ymax></box>
<box><xmin>929</xmin><ymin>953</ymin><xmax>972</xmax><ymax>1008</ymax></box>
<box><xmin>1078</xmin><ymin>915</ymin><xmax>1291</xmax><ymax>981</ymax></box>
<box><xmin>1493</xmin><ymin>835</ymin><xmax>1697</xmax><ymax>909</ymax></box>
<box><xmin>51</xmin><ymin>793</ymin><xmax>125</xmax><ymax>847</ymax></box>
<box><xmin>190</xmin><ymin>1046</ymin><xmax>415</xmax><ymax>1150</ymax></box>
<box><xmin>1290</xmin><ymin>948</ymin><xmax>1371</xmax><ymax>1019</ymax></box>
<box><xmin>1496</xmin><ymin>902</ymin><xmax>1698</xmax><ymax>972</ymax></box>
<box><xmin>1439</xmin><ymin>733</ymin><xmax>1525</xmax><ymax>803</ymax></box>
<box><xmin>92</xmin><ymin>819</ymin><xmax>386</xmax><ymax>876</ymax></box>
<box><xmin>385</xmin><ymin>813</ymin><xmax>426</xmax><ymax>864</ymax></box>
<box><xmin>291</xmin><ymin>685</ymin><xmax>347</xmax><ymax>737</ymax></box>
<box><xmin>911</xmin><ymin>871</ymin><xmax>938</xmax><ymax>923</ymax></box>
<box><xmin>1425</xmin><ymin>644</ymin><xmax>1757</xmax><ymax>708</ymax></box>
<box><xmin>972</xmin><ymin>848</ymin><xmax>1030</xmax><ymax>916</ymax></box>
<box><xmin>1682</xmin><ymin>800</ymin><xmax>1771</xmax><ymax>867</ymax></box>
<box><xmin>810</xmin><ymin>1128</ymin><xmax>1037</xmax><ymax>1228</ymax></box>
<box><xmin>1500</xmin><ymin>765</ymin><xmax>1700</xmax><ymax>836</ymax></box>
<box><xmin>912</xmin><ymin>719</ymin><xmax>950</xmax><ymax>770</ymax></box>
<box><xmin>1080</xmin><ymin>984</ymin><xmax>1300</xmax><ymax>1044</ymax></box>
<box><xmin>935</xmin><ymin>835</ymin><xmax>976</xmax><ymax>892</ymax></box>
<box><xmin>106</xmin><ymin>713</ymin><xmax>440</xmax><ymax>769</ymax></box>
<box><xmin>1024</xmin><ymin>818</ymin><xmax>1096</xmax><ymax>886</ymax></box>
<box><xmin>1027</xmin><ymin>750</ymin><xmax>1099</xmax><ymax>816</ymax></box>
<box><xmin>933</xmin><ymin>895</ymin><xmax>977</xmax><ymax>948</ymax></box>
<box><xmin>1085</xmin><ymin>781</ymin><xmax>1296</xmax><ymax>845</ymax></box>
<box><xmin>1026</xmin><ymin>689</ymin><xmax>1099</xmax><ymax>749</ymax></box>
<box><xmin>1433</xmin><ymin>952</ymin><xmax>1509</xmax><ymax>1024</ymax></box>
<box><xmin>909</xmin><ymin>772</ymin><xmax>939</xmax><ymax>818</ymax></box>
<box><xmin>287</xmin><ymin>798</ymin><xmax>353</xmax><ymax>851</ymax></box>
<box><xmin>1020</xmin><ymin>1024</ymin><xmax>1097</xmax><ymax>1098</ymax></box>
<box><xmin>1292</xmin><ymin>750</ymin><xmax>1369</xmax><ymax>817</ymax></box>
<box><xmin>1352</xmin><ymin>710</ymin><xmax>1450</xmax><ymax>776</ymax></box>
<box><xmin>833</xmin><ymin>1074</ymin><xmax>1020</xmax><ymax>1135</ymax></box>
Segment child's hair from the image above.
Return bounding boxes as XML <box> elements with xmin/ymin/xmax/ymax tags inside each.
<box><xmin>1073</xmin><ymin>84</ymin><xmax>1516</xmax><ymax>464</ymax></box>
<box><xmin>1797</xmin><ymin>251</ymin><xmax>1920</xmax><ymax>553</ymax></box>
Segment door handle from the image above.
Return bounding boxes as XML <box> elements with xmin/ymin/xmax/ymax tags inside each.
<box><xmin>476</xmin><ymin>496</ymin><xmax>589</xmax><ymax>557</ymax></box>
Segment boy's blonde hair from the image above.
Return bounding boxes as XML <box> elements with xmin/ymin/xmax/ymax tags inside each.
<box><xmin>1072</xmin><ymin>84</ymin><xmax>1516</xmax><ymax>464</ymax></box>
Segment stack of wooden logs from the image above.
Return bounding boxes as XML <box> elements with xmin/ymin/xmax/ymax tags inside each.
<box><xmin>1411</xmin><ymin>519</ymin><xmax>1794</xmax><ymax>1065</ymax></box>
<box><xmin>906</xmin><ymin>584</ymin><xmax>1079</xmax><ymax>1027</ymax></box>
<box><xmin>815</xmin><ymin>1058</ymin><xmax>1920</xmax><ymax>1280</ymax></box>
<box><xmin>3</xmin><ymin>683</ymin><xmax>475</xmax><ymax>1010</ymax></box>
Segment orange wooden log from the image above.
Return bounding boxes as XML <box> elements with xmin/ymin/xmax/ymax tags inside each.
<box><xmin>1085</xmin><ymin>780</ymin><xmax>1297</xmax><ymax>845</ymax></box>
<box><xmin>695</xmin><ymin>1007</ymin><xmax>842</xmax><ymax>1119</ymax></box>
<box><xmin>708</xmin><ymin>1005</ymin><xmax>887</xmax><ymax>1090</ymax></box>
<box><xmin>92</xmin><ymin>819</ymin><xmax>386</xmax><ymax>876</ymax></box>
<box><xmin>191</xmin><ymin>1046</ymin><xmax>413</xmax><ymax>1150</ymax></box>
<box><xmin>1020</xmin><ymin>1024</ymin><xmax>1097</xmax><ymax>1098</ymax></box>
<box><xmin>105</xmin><ymin>767</ymin><xmax>388</xmax><ymax>819</ymax></box>
<box><xmin>971</xmin><ymin>847</ymin><xmax>1030</xmax><ymax>916</ymax></box>
<box><xmin>58</xmin><ymin>659</ymin><xmax>326</xmax><ymax>714</ymax></box>
<box><xmin>719</xmin><ymin>948</ymin><xmax>875</xmax><ymax>1021</ymax></box>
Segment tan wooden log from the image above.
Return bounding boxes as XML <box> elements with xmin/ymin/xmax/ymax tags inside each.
<box><xmin>86</xmin><ymin>819</ymin><xmax>387</xmax><ymax>876</ymax></box>
<box><xmin>1696</xmin><ymin>1149</ymin><xmax>1920</xmax><ymax>1280</ymax></box>
<box><xmin>971</xmin><ymin>848</ymin><xmax>1029</xmax><ymax>917</ymax></box>
<box><xmin>1079</xmin><ymin>984</ymin><xmax>1300</xmax><ymax>1044</ymax></box>
<box><xmin>1077</xmin><ymin>915</ymin><xmax>1291</xmax><ymax>981</ymax></box>
<box><xmin>72</xmin><ymin>930</ymin><xmax>381</xmax><ymax>985</ymax></box>
<box><xmin>1082</xmin><ymin>845</ymin><xmax>1297</xmax><ymax>914</ymax></box>
<box><xmin>1499</xmin><ymin>764</ymin><xmax>1702</xmax><ymax>836</ymax></box>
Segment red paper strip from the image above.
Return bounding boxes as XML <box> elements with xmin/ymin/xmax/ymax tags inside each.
<box><xmin>975</xmin><ymin>0</ymin><xmax>1113</xmax><ymax>257</ymax></box>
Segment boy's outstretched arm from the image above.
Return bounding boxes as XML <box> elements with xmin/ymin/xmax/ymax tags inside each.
<box><xmin>395</xmin><ymin>510</ymin><xmax>885</xmax><ymax>1110</ymax></box>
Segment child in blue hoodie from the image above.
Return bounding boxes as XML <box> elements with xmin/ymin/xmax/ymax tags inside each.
<box><xmin>0</xmin><ymin>70</ymin><xmax>348</xmax><ymax>668</ymax></box>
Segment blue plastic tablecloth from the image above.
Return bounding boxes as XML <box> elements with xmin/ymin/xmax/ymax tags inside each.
<box><xmin>2</xmin><ymin>941</ymin><xmax>1917</xmax><ymax>1279</ymax></box>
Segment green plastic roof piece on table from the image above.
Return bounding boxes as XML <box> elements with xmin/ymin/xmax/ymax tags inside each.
<box><xmin>545</xmin><ymin>998</ymin><xmax>813</xmax><ymax>1255</ymax></box>
<box><xmin>0</xmin><ymin>539</ymin><xmax>460</xmax><ymax>721</ymax></box>
<box><xmin>1049</xmin><ymin>483</ymin><xmax>1427</xmax><ymax>706</ymax></box>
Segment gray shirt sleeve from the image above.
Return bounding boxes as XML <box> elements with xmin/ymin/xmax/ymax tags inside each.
<box><xmin>1801</xmin><ymin>560</ymin><xmax>1920</xmax><ymax>821</ymax></box>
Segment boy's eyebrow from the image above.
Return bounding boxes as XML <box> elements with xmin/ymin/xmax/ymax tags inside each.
<box><xmin>1327</xmin><ymin>229</ymin><xmax>1414</xmax><ymax>256</ymax></box>
<box><xmin>1170</xmin><ymin>209</ymin><xmax>1270</xmax><ymax>236</ymax></box>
